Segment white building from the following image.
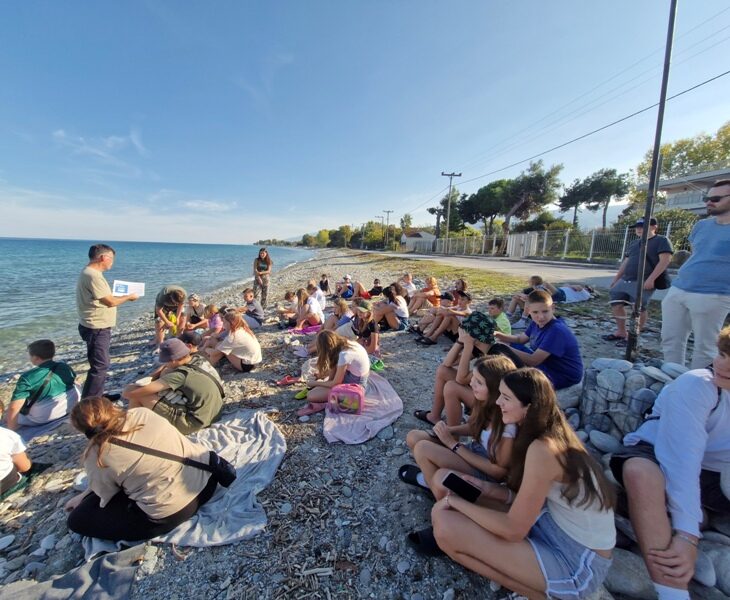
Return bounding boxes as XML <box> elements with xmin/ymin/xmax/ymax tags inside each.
<box><xmin>642</xmin><ymin>167</ymin><xmax>730</xmax><ymax>215</ymax></box>
<box><xmin>400</xmin><ymin>231</ymin><xmax>436</xmax><ymax>252</ymax></box>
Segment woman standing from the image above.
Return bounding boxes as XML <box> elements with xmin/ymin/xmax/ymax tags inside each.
<box><xmin>253</xmin><ymin>248</ymin><xmax>272</xmax><ymax>308</ymax></box>
<box><xmin>431</xmin><ymin>368</ymin><xmax>615</xmax><ymax>599</ymax></box>
<box><xmin>64</xmin><ymin>397</ymin><xmax>219</xmax><ymax>542</ymax></box>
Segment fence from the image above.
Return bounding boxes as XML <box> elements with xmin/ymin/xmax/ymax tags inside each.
<box><xmin>415</xmin><ymin>222</ymin><xmax>691</xmax><ymax>263</ymax></box>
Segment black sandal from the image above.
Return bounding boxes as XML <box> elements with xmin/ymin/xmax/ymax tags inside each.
<box><xmin>407</xmin><ymin>526</ymin><xmax>444</xmax><ymax>557</ymax></box>
<box><xmin>413</xmin><ymin>409</ymin><xmax>438</xmax><ymax>425</ymax></box>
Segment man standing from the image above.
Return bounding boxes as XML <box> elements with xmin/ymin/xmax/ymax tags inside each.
<box><xmin>661</xmin><ymin>179</ymin><xmax>730</xmax><ymax>368</ymax></box>
<box><xmin>603</xmin><ymin>217</ymin><xmax>673</xmax><ymax>346</ymax></box>
<box><xmin>76</xmin><ymin>244</ymin><xmax>137</xmax><ymax>398</ymax></box>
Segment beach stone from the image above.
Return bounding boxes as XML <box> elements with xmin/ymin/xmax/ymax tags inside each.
<box><xmin>396</xmin><ymin>559</ymin><xmax>410</xmax><ymax>574</ymax></box>
<box><xmin>710</xmin><ymin>513</ymin><xmax>730</xmax><ymax>537</ymax></box>
<box><xmin>298</xmin><ymin>415</ymin><xmax>310</xmax><ymax>423</ymax></box>
<box><xmin>661</xmin><ymin>361</ymin><xmax>688</xmax><ymax>378</ymax></box>
<box><xmin>341</xmin><ymin>486</ymin><xmax>352</xmax><ymax>498</ymax></box>
<box><xmin>622</xmin><ymin>372</ymin><xmax>646</xmax><ymax>398</ymax></box>
<box><xmin>73</xmin><ymin>472</ymin><xmax>88</xmax><ymax>492</ymax></box>
<box><xmin>22</xmin><ymin>561</ymin><xmax>46</xmax><ymax>579</ymax></box>
<box><xmin>567</xmin><ymin>413</ymin><xmax>580</xmax><ymax>431</ymax></box>
<box><xmin>592</xmin><ymin>358</ymin><xmax>633</xmax><ymax>372</ymax></box>
<box><xmin>359</xmin><ymin>568</ymin><xmax>371</xmax><ymax>587</ymax></box>
<box><xmin>703</xmin><ymin>531</ymin><xmax>730</xmax><ymax>546</ymax></box>
<box><xmin>705</xmin><ymin>545</ymin><xmax>730</xmax><ymax>595</ymax></box>
<box><xmin>586</xmin><ymin>413</ymin><xmax>613</xmax><ymax>434</ymax></box>
<box><xmin>604</xmin><ymin>548</ymin><xmax>655</xmax><ymax>599</ymax></box>
<box><xmin>0</xmin><ymin>535</ymin><xmax>14</xmax><ymax>552</ymax></box>
<box><xmin>586</xmin><ymin>586</ymin><xmax>614</xmax><ymax>600</ymax></box>
<box><xmin>442</xmin><ymin>589</ymin><xmax>456</xmax><ymax>600</ymax></box>
<box><xmin>138</xmin><ymin>545</ymin><xmax>158</xmax><ymax>577</ymax></box>
<box><xmin>557</xmin><ymin>381</ymin><xmax>583</xmax><ymax>410</ymax></box>
<box><xmin>640</xmin><ymin>365</ymin><xmax>673</xmax><ymax>384</ymax></box>
<box><xmin>40</xmin><ymin>534</ymin><xmax>56</xmax><ymax>551</ymax></box>
<box><xmin>576</xmin><ymin>430</ymin><xmax>588</xmax><ymax>443</ymax></box>
<box><xmin>693</xmin><ymin>548</ymin><xmax>717</xmax><ymax>587</ymax></box>
<box><xmin>597</xmin><ymin>369</ymin><xmax>625</xmax><ymax>402</ymax></box>
<box><xmin>279</xmin><ymin>502</ymin><xmax>293</xmax><ymax>515</ymax></box>
<box><xmin>377</xmin><ymin>426</ymin><xmax>394</xmax><ymax>441</ymax></box>
<box><xmin>589</xmin><ymin>431</ymin><xmax>623</xmax><ymax>454</ymax></box>
<box><xmin>689</xmin><ymin>582</ymin><xmax>730</xmax><ymax>599</ymax></box>
<box><xmin>628</xmin><ymin>389</ymin><xmax>656</xmax><ymax>417</ymax></box>
<box><xmin>650</xmin><ymin>382</ymin><xmax>665</xmax><ymax>394</ymax></box>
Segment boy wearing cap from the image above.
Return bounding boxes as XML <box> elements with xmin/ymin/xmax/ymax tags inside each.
<box><xmin>185</xmin><ymin>294</ymin><xmax>206</xmax><ymax>327</ymax></box>
<box><xmin>334</xmin><ymin>275</ymin><xmax>354</xmax><ymax>299</ymax></box>
<box><xmin>493</xmin><ymin>290</ymin><xmax>583</xmax><ymax>390</ymax></box>
<box><xmin>604</xmin><ymin>218</ymin><xmax>673</xmax><ymax>345</ymax></box>
<box><xmin>123</xmin><ymin>338</ymin><xmax>223</xmax><ymax>434</ymax></box>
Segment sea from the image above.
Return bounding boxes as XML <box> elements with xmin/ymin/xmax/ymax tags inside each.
<box><xmin>0</xmin><ymin>238</ymin><xmax>313</xmax><ymax>375</ymax></box>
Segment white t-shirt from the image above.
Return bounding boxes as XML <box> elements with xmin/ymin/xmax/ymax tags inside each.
<box><xmin>306</xmin><ymin>296</ymin><xmax>325</xmax><ymax>323</ymax></box>
<box><xmin>560</xmin><ymin>287</ymin><xmax>592</xmax><ymax>303</ymax></box>
<box><xmin>480</xmin><ymin>423</ymin><xmax>517</xmax><ymax>453</ymax></box>
<box><xmin>391</xmin><ymin>296</ymin><xmax>409</xmax><ymax>319</ymax></box>
<box><xmin>402</xmin><ymin>281</ymin><xmax>417</xmax><ymax>296</ymax></box>
<box><xmin>0</xmin><ymin>427</ymin><xmax>26</xmax><ymax>480</ymax></box>
<box><xmin>337</xmin><ymin>342</ymin><xmax>371</xmax><ymax>378</ymax></box>
<box><xmin>216</xmin><ymin>328</ymin><xmax>262</xmax><ymax>365</ymax></box>
<box><xmin>313</xmin><ymin>288</ymin><xmax>327</xmax><ymax>311</ymax></box>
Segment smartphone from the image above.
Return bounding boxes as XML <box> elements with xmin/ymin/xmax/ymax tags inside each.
<box><xmin>442</xmin><ymin>473</ymin><xmax>481</xmax><ymax>503</ymax></box>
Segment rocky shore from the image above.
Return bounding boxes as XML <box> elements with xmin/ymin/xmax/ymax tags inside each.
<box><xmin>1</xmin><ymin>249</ymin><xmax>726</xmax><ymax>599</ymax></box>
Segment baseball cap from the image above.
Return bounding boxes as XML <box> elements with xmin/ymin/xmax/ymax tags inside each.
<box><xmin>343</xmin><ymin>274</ymin><xmax>352</xmax><ymax>280</ymax></box>
<box><xmin>632</xmin><ymin>217</ymin><xmax>657</xmax><ymax>228</ymax></box>
<box><xmin>159</xmin><ymin>338</ymin><xmax>190</xmax><ymax>363</ymax></box>
<box><xmin>189</xmin><ymin>293</ymin><xmax>200</xmax><ymax>301</ymax></box>
<box><xmin>353</xmin><ymin>298</ymin><xmax>373</xmax><ymax>312</ymax></box>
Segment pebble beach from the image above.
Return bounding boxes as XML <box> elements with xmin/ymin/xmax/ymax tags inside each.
<box><xmin>1</xmin><ymin>248</ymin><xmax>724</xmax><ymax>600</ymax></box>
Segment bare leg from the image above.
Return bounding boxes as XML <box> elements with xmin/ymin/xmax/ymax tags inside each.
<box><xmin>427</xmin><ymin>315</ymin><xmax>457</xmax><ymax>342</ymax></box>
<box><xmin>423</xmin><ymin>314</ymin><xmax>444</xmax><ymax>337</ymax></box>
<box><xmin>406</xmin><ymin>429</ymin><xmax>437</xmax><ymax>451</ymax></box>
<box><xmin>443</xmin><ymin>379</ymin><xmax>474</xmax><ymax>426</ymax></box>
<box><xmin>306</xmin><ymin>385</ymin><xmax>330</xmax><ymax>403</ymax></box>
<box><xmin>413</xmin><ymin>442</ymin><xmax>475</xmax><ymax>497</ymax></box>
<box><xmin>425</xmin><ymin>364</ymin><xmax>457</xmax><ymax>423</ymax></box>
<box><xmin>154</xmin><ymin>320</ymin><xmax>168</xmax><ymax>347</ymax></box>
<box><xmin>622</xmin><ymin>458</ymin><xmax>688</xmax><ymax>591</ymax></box>
<box><xmin>432</xmin><ymin>508</ymin><xmax>546</xmax><ymax>598</ymax></box>
<box><xmin>611</xmin><ymin>303</ymin><xmax>628</xmax><ymax>338</ymax></box>
<box><xmin>206</xmin><ymin>349</ymin><xmax>225</xmax><ymax>365</ymax></box>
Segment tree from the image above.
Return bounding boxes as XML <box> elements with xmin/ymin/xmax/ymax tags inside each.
<box><xmin>512</xmin><ymin>211</ymin><xmax>570</xmax><ymax>232</ymax></box>
<box><xmin>636</xmin><ymin>120</ymin><xmax>730</xmax><ymax>182</ymax></box>
<box><xmin>558</xmin><ymin>178</ymin><xmax>589</xmax><ymax>227</ymax></box>
<box><xmin>498</xmin><ymin>161</ymin><xmax>563</xmax><ymax>253</ymax></box>
<box><xmin>400</xmin><ymin>213</ymin><xmax>413</xmax><ymax>233</ymax></box>
<box><xmin>315</xmin><ymin>229</ymin><xmax>330</xmax><ymax>247</ymax></box>
<box><xmin>582</xmin><ymin>169</ymin><xmax>630</xmax><ymax>230</ymax></box>
<box><xmin>427</xmin><ymin>205</ymin><xmax>444</xmax><ymax>239</ymax></box>
<box><xmin>428</xmin><ymin>188</ymin><xmax>464</xmax><ymax>238</ymax></box>
<box><xmin>301</xmin><ymin>233</ymin><xmax>315</xmax><ymax>247</ymax></box>
<box><xmin>460</xmin><ymin>179</ymin><xmax>508</xmax><ymax>234</ymax></box>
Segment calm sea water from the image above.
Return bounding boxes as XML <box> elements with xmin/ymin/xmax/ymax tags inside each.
<box><xmin>0</xmin><ymin>238</ymin><xmax>312</xmax><ymax>375</ymax></box>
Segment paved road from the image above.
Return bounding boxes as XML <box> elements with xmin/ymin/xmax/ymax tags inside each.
<box><xmin>376</xmin><ymin>251</ymin><xmax>668</xmax><ymax>299</ymax></box>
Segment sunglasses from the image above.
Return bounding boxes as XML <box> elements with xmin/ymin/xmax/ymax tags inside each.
<box><xmin>704</xmin><ymin>194</ymin><xmax>730</xmax><ymax>203</ymax></box>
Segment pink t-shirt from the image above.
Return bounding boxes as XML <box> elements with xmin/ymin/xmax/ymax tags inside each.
<box><xmin>208</xmin><ymin>313</ymin><xmax>223</xmax><ymax>330</ymax></box>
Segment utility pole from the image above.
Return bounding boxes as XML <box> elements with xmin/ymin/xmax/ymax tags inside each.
<box><xmin>374</xmin><ymin>216</ymin><xmax>385</xmax><ymax>247</ymax></box>
<box><xmin>441</xmin><ymin>171</ymin><xmax>462</xmax><ymax>255</ymax></box>
<box><xmin>383</xmin><ymin>210</ymin><xmax>394</xmax><ymax>250</ymax></box>
<box><xmin>360</xmin><ymin>222</ymin><xmax>366</xmax><ymax>249</ymax></box>
<box><xmin>625</xmin><ymin>0</ymin><xmax>677</xmax><ymax>362</ymax></box>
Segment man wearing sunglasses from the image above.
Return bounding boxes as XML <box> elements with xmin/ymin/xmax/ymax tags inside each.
<box><xmin>661</xmin><ymin>179</ymin><xmax>730</xmax><ymax>368</ymax></box>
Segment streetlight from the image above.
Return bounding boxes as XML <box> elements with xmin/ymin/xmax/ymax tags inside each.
<box><xmin>441</xmin><ymin>171</ymin><xmax>462</xmax><ymax>254</ymax></box>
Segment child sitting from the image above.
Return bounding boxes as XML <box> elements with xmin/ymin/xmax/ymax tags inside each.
<box><xmin>487</xmin><ymin>297</ymin><xmax>512</xmax><ymax>335</ymax></box>
<box><xmin>492</xmin><ymin>290</ymin><xmax>583</xmax><ymax>390</ymax></box>
<box><xmin>351</xmin><ymin>298</ymin><xmax>381</xmax><ymax>355</ymax></box>
<box><xmin>416</xmin><ymin>291</ymin><xmax>473</xmax><ymax>345</ymax></box>
<box><xmin>408</xmin><ymin>276</ymin><xmax>441</xmax><ymax>314</ymax></box>
<box><xmin>277</xmin><ymin>291</ymin><xmax>297</xmax><ymax>328</ymax></box>
<box><xmin>333</xmin><ymin>275</ymin><xmax>355</xmax><ymax>299</ymax></box>
<box><xmin>319</xmin><ymin>274</ymin><xmax>330</xmax><ymax>294</ymax></box>
<box><xmin>294</xmin><ymin>288</ymin><xmax>325</xmax><ymax>329</ymax></box>
<box><xmin>5</xmin><ymin>340</ymin><xmax>79</xmax><ymax>431</ymax></box>
<box><xmin>237</xmin><ymin>287</ymin><xmax>265</xmax><ymax>330</ymax></box>
<box><xmin>0</xmin><ymin>425</ymin><xmax>34</xmax><ymax>498</ymax></box>
<box><xmin>373</xmin><ymin>285</ymin><xmax>410</xmax><ymax>331</ymax></box>
<box><xmin>307</xmin><ymin>281</ymin><xmax>328</xmax><ymax>312</ymax></box>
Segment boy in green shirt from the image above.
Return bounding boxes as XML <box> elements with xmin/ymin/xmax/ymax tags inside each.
<box><xmin>5</xmin><ymin>340</ymin><xmax>79</xmax><ymax>430</ymax></box>
<box><xmin>488</xmin><ymin>298</ymin><xmax>512</xmax><ymax>335</ymax></box>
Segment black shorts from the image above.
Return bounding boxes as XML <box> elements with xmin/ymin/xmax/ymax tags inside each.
<box><xmin>610</xmin><ymin>442</ymin><xmax>730</xmax><ymax>516</ymax></box>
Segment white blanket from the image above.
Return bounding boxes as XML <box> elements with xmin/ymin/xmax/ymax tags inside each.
<box><xmin>82</xmin><ymin>409</ymin><xmax>286</xmax><ymax>559</ymax></box>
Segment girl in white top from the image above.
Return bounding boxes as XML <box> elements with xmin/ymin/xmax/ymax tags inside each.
<box><xmin>372</xmin><ymin>285</ymin><xmax>410</xmax><ymax>331</ymax></box>
<box><xmin>298</xmin><ymin>331</ymin><xmax>371</xmax><ymax>411</ymax></box>
<box><xmin>404</xmin><ymin>355</ymin><xmax>518</xmax><ymax>496</ymax></box>
<box><xmin>432</xmin><ymin>368</ymin><xmax>616</xmax><ymax>600</ymax></box>
<box><xmin>294</xmin><ymin>288</ymin><xmax>324</xmax><ymax>329</ymax></box>
<box><xmin>208</xmin><ymin>312</ymin><xmax>262</xmax><ymax>371</ymax></box>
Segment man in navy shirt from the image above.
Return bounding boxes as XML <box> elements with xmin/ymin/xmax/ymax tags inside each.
<box><xmin>493</xmin><ymin>290</ymin><xmax>583</xmax><ymax>389</ymax></box>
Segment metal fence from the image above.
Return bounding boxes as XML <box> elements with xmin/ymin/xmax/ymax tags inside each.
<box><xmin>415</xmin><ymin>222</ymin><xmax>691</xmax><ymax>263</ymax></box>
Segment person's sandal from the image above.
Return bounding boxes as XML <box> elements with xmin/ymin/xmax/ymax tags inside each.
<box><xmin>296</xmin><ymin>402</ymin><xmax>326</xmax><ymax>417</ymax></box>
<box><xmin>413</xmin><ymin>409</ymin><xmax>438</xmax><ymax>425</ymax></box>
<box><xmin>406</xmin><ymin>526</ymin><xmax>444</xmax><ymax>557</ymax></box>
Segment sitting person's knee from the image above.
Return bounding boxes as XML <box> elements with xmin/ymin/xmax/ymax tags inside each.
<box><xmin>622</xmin><ymin>457</ymin><xmax>664</xmax><ymax>492</ymax></box>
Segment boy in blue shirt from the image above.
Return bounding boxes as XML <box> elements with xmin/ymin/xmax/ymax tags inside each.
<box><xmin>493</xmin><ymin>290</ymin><xmax>583</xmax><ymax>389</ymax></box>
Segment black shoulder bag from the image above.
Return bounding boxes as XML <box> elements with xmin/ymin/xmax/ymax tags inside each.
<box><xmin>20</xmin><ymin>364</ymin><xmax>58</xmax><ymax>416</ymax></box>
<box><xmin>108</xmin><ymin>437</ymin><xmax>237</xmax><ymax>487</ymax></box>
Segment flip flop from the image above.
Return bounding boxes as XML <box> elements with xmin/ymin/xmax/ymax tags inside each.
<box><xmin>276</xmin><ymin>375</ymin><xmax>301</xmax><ymax>386</ymax></box>
<box><xmin>397</xmin><ymin>464</ymin><xmax>433</xmax><ymax>494</ymax></box>
<box><xmin>296</xmin><ymin>402</ymin><xmax>326</xmax><ymax>417</ymax></box>
<box><xmin>406</xmin><ymin>527</ymin><xmax>444</xmax><ymax>557</ymax></box>
<box><xmin>294</xmin><ymin>389</ymin><xmax>308</xmax><ymax>400</ymax></box>
<box><xmin>601</xmin><ymin>333</ymin><xmax>626</xmax><ymax>341</ymax></box>
<box><xmin>417</xmin><ymin>337</ymin><xmax>437</xmax><ymax>346</ymax></box>
<box><xmin>413</xmin><ymin>409</ymin><xmax>438</xmax><ymax>425</ymax></box>
<box><xmin>370</xmin><ymin>359</ymin><xmax>385</xmax><ymax>372</ymax></box>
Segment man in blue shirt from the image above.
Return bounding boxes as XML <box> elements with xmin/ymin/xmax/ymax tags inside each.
<box><xmin>493</xmin><ymin>290</ymin><xmax>583</xmax><ymax>389</ymax></box>
<box><xmin>661</xmin><ymin>179</ymin><xmax>730</xmax><ymax>368</ymax></box>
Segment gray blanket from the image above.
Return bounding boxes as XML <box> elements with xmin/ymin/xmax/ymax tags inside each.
<box><xmin>3</xmin><ymin>544</ymin><xmax>143</xmax><ymax>600</ymax></box>
<box><xmin>83</xmin><ymin>409</ymin><xmax>286</xmax><ymax>560</ymax></box>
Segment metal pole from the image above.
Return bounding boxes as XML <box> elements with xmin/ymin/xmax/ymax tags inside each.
<box><xmin>561</xmin><ymin>228</ymin><xmax>570</xmax><ymax>260</ymax></box>
<box><xmin>626</xmin><ymin>0</ymin><xmax>677</xmax><ymax>361</ymax></box>
<box><xmin>383</xmin><ymin>210</ymin><xmax>393</xmax><ymax>249</ymax></box>
<box><xmin>481</xmin><ymin>235</ymin><xmax>486</xmax><ymax>255</ymax></box>
<box><xmin>441</xmin><ymin>171</ymin><xmax>462</xmax><ymax>255</ymax></box>
<box><xmin>492</xmin><ymin>233</ymin><xmax>497</xmax><ymax>254</ymax></box>
<box><xmin>620</xmin><ymin>225</ymin><xmax>629</xmax><ymax>260</ymax></box>
<box><xmin>588</xmin><ymin>229</ymin><xmax>596</xmax><ymax>262</ymax></box>
<box><xmin>542</xmin><ymin>232</ymin><xmax>548</xmax><ymax>256</ymax></box>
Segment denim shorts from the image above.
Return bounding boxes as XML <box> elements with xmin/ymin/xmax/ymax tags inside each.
<box><xmin>609</xmin><ymin>279</ymin><xmax>653</xmax><ymax>308</ymax></box>
<box><xmin>527</xmin><ymin>510</ymin><xmax>612</xmax><ymax>600</ymax></box>
<box><xmin>395</xmin><ymin>317</ymin><xmax>410</xmax><ymax>331</ymax></box>
<box><xmin>343</xmin><ymin>371</ymin><xmax>368</xmax><ymax>388</ymax></box>
<box><xmin>465</xmin><ymin>441</ymin><xmax>499</xmax><ymax>482</ymax></box>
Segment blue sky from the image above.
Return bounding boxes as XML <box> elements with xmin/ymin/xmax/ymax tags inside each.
<box><xmin>1</xmin><ymin>1</ymin><xmax>729</xmax><ymax>243</ymax></box>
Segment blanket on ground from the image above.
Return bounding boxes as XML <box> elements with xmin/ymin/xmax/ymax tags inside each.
<box><xmin>288</xmin><ymin>324</ymin><xmax>322</xmax><ymax>335</ymax></box>
<box><xmin>4</xmin><ymin>543</ymin><xmax>143</xmax><ymax>600</ymax></box>
<box><xmin>323</xmin><ymin>372</ymin><xmax>403</xmax><ymax>444</ymax></box>
<box><xmin>82</xmin><ymin>409</ymin><xmax>286</xmax><ymax>560</ymax></box>
<box><xmin>17</xmin><ymin>417</ymin><xmax>68</xmax><ymax>444</ymax></box>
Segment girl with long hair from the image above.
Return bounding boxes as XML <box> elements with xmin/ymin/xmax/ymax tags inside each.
<box><xmin>64</xmin><ymin>397</ymin><xmax>218</xmax><ymax>541</ymax></box>
<box><xmin>297</xmin><ymin>330</ymin><xmax>370</xmax><ymax>416</ymax></box>
<box><xmin>402</xmin><ymin>355</ymin><xmax>517</xmax><ymax>496</ymax></box>
<box><xmin>372</xmin><ymin>284</ymin><xmax>409</xmax><ymax>331</ymax></box>
<box><xmin>294</xmin><ymin>288</ymin><xmax>324</xmax><ymax>329</ymax></box>
<box><xmin>432</xmin><ymin>368</ymin><xmax>616</xmax><ymax>599</ymax></box>
<box><xmin>351</xmin><ymin>298</ymin><xmax>380</xmax><ymax>355</ymax></box>
<box><xmin>207</xmin><ymin>311</ymin><xmax>261</xmax><ymax>372</ymax></box>
<box><xmin>253</xmin><ymin>248</ymin><xmax>272</xmax><ymax>308</ymax></box>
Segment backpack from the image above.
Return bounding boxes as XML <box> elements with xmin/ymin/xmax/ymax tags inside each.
<box><xmin>328</xmin><ymin>383</ymin><xmax>365</xmax><ymax>415</ymax></box>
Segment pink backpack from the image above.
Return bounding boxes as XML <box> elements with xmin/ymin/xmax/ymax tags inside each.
<box><xmin>327</xmin><ymin>383</ymin><xmax>365</xmax><ymax>415</ymax></box>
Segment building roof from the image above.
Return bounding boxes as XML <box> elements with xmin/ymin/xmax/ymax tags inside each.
<box><xmin>637</xmin><ymin>166</ymin><xmax>730</xmax><ymax>192</ymax></box>
<box><xmin>402</xmin><ymin>230</ymin><xmax>436</xmax><ymax>239</ymax></box>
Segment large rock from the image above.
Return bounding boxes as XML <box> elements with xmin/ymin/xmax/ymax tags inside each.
<box><xmin>586</xmin><ymin>586</ymin><xmax>615</xmax><ymax>599</ymax></box>
<box><xmin>661</xmin><ymin>362</ymin><xmax>689</xmax><ymax>378</ymax></box>
<box><xmin>640</xmin><ymin>365</ymin><xmax>674</xmax><ymax>384</ymax></box>
<box><xmin>703</xmin><ymin>531</ymin><xmax>730</xmax><ymax>546</ymax></box>
<box><xmin>710</xmin><ymin>513</ymin><xmax>730</xmax><ymax>537</ymax></box>
<box><xmin>557</xmin><ymin>381</ymin><xmax>583</xmax><ymax>410</ymax></box>
<box><xmin>597</xmin><ymin>369</ymin><xmax>625</xmax><ymax>402</ymax></box>
<box><xmin>694</xmin><ymin>548</ymin><xmax>717</xmax><ymax>587</ymax></box>
<box><xmin>604</xmin><ymin>548</ymin><xmax>655</xmax><ymax>599</ymax></box>
<box><xmin>628</xmin><ymin>388</ymin><xmax>657</xmax><ymax>417</ymax></box>
<box><xmin>704</xmin><ymin>544</ymin><xmax>730</xmax><ymax>595</ymax></box>
<box><xmin>623</xmin><ymin>372</ymin><xmax>647</xmax><ymax>398</ymax></box>
<box><xmin>590</xmin><ymin>430</ymin><xmax>624</xmax><ymax>454</ymax></box>
<box><xmin>592</xmin><ymin>358</ymin><xmax>634</xmax><ymax>372</ymax></box>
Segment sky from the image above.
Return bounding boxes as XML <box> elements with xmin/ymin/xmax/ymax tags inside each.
<box><xmin>1</xmin><ymin>0</ymin><xmax>729</xmax><ymax>244</ymax></box>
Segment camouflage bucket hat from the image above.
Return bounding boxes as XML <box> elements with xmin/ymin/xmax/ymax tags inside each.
<box><xmin>461</xmin><ymin>311</ymin><xmax>497</xmax><ymax>345</ymax></box>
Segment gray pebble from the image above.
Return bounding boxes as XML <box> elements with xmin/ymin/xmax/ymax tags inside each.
<box><xmin>40</xmin><ymin>534</ymin><xmax>57</xmax><ymax>551</ymax></box>
<box><xmin>442</xmin><ymin>589</ymin><xmax>456</xmax><ymax>600</ymax></box>
<box><xmin>279</xmin><ymin>502</ymin><xmax>293</xmax><ymax>515</ymax></box>
<box><xmin>385</xmin><ymin>540</ymin><xmax>398</xmax><ymax>553</ymax></box>
<box><xmin>298</xmin><ymin>415</ymin><xmax>310</xmax><ymax>423</ymax></box>
<box><xmin>0</xmin><ymin>535</ymin><xmax>14</xmax><ymax>552</ymax></box>
<box><xmin>4</xmin><ymin>556</ymin><xmax>24</xmax><ymax>571</ymax></box>
<box><xmin>341</xmin><ymin>486</ymin><xmax>353</xmax><ymax>498</ymax></box>
<box><xmin>396</xmin><ymin>559</ymin><xmax>410</xmax><ymax>574</ymax></box>
<box><xmin>377</xmin><ymin>426</ymin><xmax>394</xmax><ymax>440</ymax></box>
<box><xmin>23</xmin><ymin>561</ymin><xmax>46</xmax><ymax>579</ymax></box>
<box><xmin>359</xmin><ymin>568</ymin><xmax>372</xmax><ymax>586</ymax></box>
